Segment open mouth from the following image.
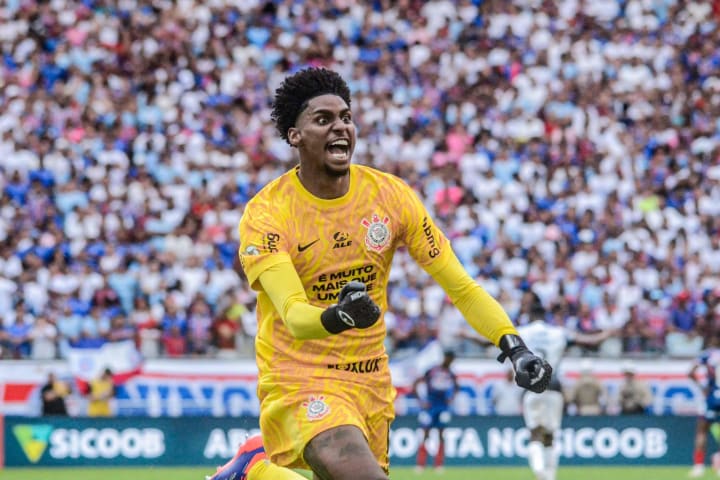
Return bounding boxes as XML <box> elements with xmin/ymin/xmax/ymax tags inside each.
<box><xmin>326</xmin><ymin>138</ymin><xmax>350</xmax><ymax>161</ymax></box>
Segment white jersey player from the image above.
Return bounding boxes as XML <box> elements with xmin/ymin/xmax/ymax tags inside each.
<box><xmin>516</xmin><ymin>293</ymin><xmax>614</xmax><ymax>480</ymax></box>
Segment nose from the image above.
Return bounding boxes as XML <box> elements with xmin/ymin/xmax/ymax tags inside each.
<box><xmin>331</xmin><ymin>117</ymin><xmax>351</xmax><ymax>133</ymax></box>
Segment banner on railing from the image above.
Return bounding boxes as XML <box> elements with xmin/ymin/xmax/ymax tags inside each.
<box><xmin>66</xmin><ymin>340</ymin><xmax>143</xmax><ymax>383</ymax></box>
<box><xmin>2</xmin><ymin>415</ymin><xmax>696</xmax><ymax>467</ymax></box>
<box><xmin>0</xmin><ymin>345</ymin><xmax>699</xmax><ymax>417</ymax></box>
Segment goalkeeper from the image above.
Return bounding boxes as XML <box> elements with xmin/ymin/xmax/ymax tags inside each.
<box><xmin>207</xmin><ymin>67</ymin><xmax>551</xmax><ymax>480</ymax></box>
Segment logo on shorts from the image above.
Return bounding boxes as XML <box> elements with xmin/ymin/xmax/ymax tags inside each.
<box><xmin>303</xmin><ymin>395</ymin><xmax>330</xmax><ymax>421</ymax></box>
<box><xmin>361</xmin><ymin>214</ymin><xmax>391</xmax><ymax>253</ymax></box>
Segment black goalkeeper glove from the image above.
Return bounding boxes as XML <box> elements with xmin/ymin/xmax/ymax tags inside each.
<box><xmin>497</xmin><ymin>334</ymin><xmax>552</xmax><ymax>394</ymax></box>
<box><xmin>320</xmin><ymin>281</ymin><xmax>381</xmax><ymax>334</ymax></box>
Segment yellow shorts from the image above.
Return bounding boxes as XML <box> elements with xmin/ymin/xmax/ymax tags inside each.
<box><xmin>258</xmin><ymin>359</ymin><xmax>395</xmax><ymax>472</ymax></box>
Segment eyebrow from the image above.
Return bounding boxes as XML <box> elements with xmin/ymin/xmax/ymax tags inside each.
<box><xmin>310</xmin><ymin>107</ymin><xmax>351</xmax><ymax>116</ymax></box>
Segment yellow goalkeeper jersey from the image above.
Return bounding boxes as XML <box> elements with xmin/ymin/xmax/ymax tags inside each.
<box><xmin>238</xmin><ymin>164</ymin><xmax>453</xmax><ymax>380</ymax></box>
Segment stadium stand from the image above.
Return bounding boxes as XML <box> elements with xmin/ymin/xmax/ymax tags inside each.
<box><xmin>1</xmin><ymin>0</ymin><xmax>719</xmax><ymax>360</ymax></box>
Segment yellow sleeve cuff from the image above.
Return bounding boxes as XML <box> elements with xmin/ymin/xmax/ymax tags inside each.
<box><xmin>243</xmin><ymin>253</ymin><xmax>292</xmax><ymax>291</ymax></box>
<box><xmin>257</xmin><ymin>260</ymin><xmax>331</xmax><ymax>340</ymax></box>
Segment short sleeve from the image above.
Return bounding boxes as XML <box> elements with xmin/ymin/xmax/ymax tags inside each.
<box><xmin>238</xmin><ymin>199</ymin><xmax>292</xmax><ymax>290</ymax></box>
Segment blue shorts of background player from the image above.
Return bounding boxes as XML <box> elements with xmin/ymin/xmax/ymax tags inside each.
<box><xmin>418</xmin><ymin>405</ymin><xmax>452</xmax><ymax>428</ymax></box>
<box><xmin>705</xmin><ymin>400</ymin><xmax>720</xmax><ymax>421</ymax></box>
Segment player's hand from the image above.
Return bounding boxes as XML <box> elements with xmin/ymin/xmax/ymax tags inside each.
<box><xmin>510</xmin><ymin>349</ymin><xmax>552</xmax><ymax>394</ymax></box>
<box><xmin>497</xmin><ymin>334</ymin><xmax>552</xmax><ymax>394</ymax></box>
<box><xmin>320</xmin><ymin>281</ymin><xmax>381</xmax><ymax>334</ymax></box>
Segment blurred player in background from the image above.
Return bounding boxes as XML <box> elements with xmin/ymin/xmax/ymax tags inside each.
<box><xmin>517</xmin><ymin>293</ymin><xmax>614</xmax><ymax>480</ymax></box>
<box><xmin>688</xmin><ymin>335</ymin><xmax>720</xmax><ymax>478</ymax></box>
<box><xmin>412</xmin><ymin>350</ymin><xmax>459</xmax><ymax>473</ymax></box>
<box><xmin>208</xmin><ymin>68</ymin><xmax>551</xmax><ymax>480</ymax></box>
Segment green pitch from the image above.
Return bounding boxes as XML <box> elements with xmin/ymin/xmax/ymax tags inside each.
<box><xmin>0</xmin><ymin>466</ymin><xmax>701</xmax><ymax>479</ymax></box>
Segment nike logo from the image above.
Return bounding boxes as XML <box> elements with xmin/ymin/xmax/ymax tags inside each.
<box><xmin>297</xmin><ymin>239</ymin><xmax>320</xmax><ymax>252</ymax></box>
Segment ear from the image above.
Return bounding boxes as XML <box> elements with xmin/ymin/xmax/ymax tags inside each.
<box><xmin>288</xmin><ymin>127</ymin><xmax>301</xmax><ymax>148</ymax></box>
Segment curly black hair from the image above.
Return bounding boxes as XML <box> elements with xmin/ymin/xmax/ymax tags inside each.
<box><xmin>271</xmin><ymin>68</ymin><xmax>352</xmax><ymax>145</ymax></box>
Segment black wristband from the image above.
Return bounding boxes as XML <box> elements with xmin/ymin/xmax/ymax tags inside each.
<box><xmin>320</xmin><ymin>305</ymin><xmax>352</xmax><ymax>334</ymax></box>
<box><xmin>497</xmin><ymin>334</ymin><xmax>527</xmax><ymax>363</ymax></box>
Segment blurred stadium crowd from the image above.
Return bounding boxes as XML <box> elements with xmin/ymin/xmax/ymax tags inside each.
<box><xmin>1</xmin><ymin>0</ymin><xmax>719</xmax><ymax>360</ymax></box>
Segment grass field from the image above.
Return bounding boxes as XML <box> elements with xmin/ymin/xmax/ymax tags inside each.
<box><xmin>0</xmin><ymin>466</ymin><xmax>702</xmax><ymax>479</ymax></box>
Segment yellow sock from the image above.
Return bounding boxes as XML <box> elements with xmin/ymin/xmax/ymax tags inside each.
<box><xmin>247</xmin><ymin>459</ymin><xmax>310</xmax><ymax>479</ymax></box>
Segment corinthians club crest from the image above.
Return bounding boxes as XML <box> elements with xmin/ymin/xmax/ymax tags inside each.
<box><xmin>303</xmin><ymin>395</ymin><xmax>330</xmax><ymax>420</ymax></box>
<box><xmin>361</xmin><ymin>214</ymin><xmax>391</xmax><ymax>253</ymax></box>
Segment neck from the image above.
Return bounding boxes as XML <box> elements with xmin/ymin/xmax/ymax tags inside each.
<box><xmin>297</xmin><ymin>164</ymin><xmax>351</xmax><ymax>199</ymax></box>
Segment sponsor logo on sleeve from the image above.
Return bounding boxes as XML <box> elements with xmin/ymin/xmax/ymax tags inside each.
<box><xmin>264</xmin><ymin>233</ymin><xmax>280</xmax><ymax>253</ymax></box>
<box><xmin>422</xmin><ymin>216</ymin><xmax>440</xmax><ymax>258</ymax></box>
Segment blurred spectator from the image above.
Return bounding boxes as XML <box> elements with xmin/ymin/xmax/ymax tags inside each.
<box><xmin>29</xmin><ymin>315</ymin><xmax>58</xmax><ymax>360</ymax></box>
<box><xmin>1</xmin><ymin>0</ymin><xmax>720</xmax><ymax>360</ymax></box>
<box><xmin>41</xmin><ymin>372</ymin><xmax>70</xmax><ymax>416</ymax></box>
<box><xmin>621</xmin><ymin>307</ymin><xmax>653</xmax><ymax>355</ymax></box>
<box><xmin>671</xmin><ymin>291</ymin><xmax>699</xmax><ymax>334</ymax></box>
<box><xmin>108</xmin><ymin>261</ymin><xmax>139</xmax><ymax>315</ymax></box>
<box><xmin>107</xmin><ymin>314</ymin><xmax>136</xmax><ymax>343</ymax></box>
<box><xmin>565</xmin><ymin>360</ymin><xmax>606</xmax><ymax>415</ymax></box>
<box><xmin>385</xmin><ymin>309</ymin><xmax>416</xmax><ymax>355</ymax></box>
<box><xmin>666</xmin><ymin>291</ymin><xmax>704</xmax><ymax>357</ymax></box>
<box><xmin>136</xmin><ymin>318</ymin><xmax>162</xmax><ymax>359</ymax></box>
<box><xmin>187</xmin><ymin>299</ymin><xmax>213</xmax><ymax>355</ymax></box>
<box><xmin>130</xmin><ymin>297</ymin><xmax>161</xmax><ymax>358</ymax></box>
<box><xmin>212</xmin><ymin>305</ymin><xmax>241</xmax><ymax>358</ymax></box>
<box><xmin>491</xmin><ymin>368</ymin><xmax>524</xmax><ymax>416</ymax></box>
<box><xmin>56</xmin><ymin>304</ymin><xmax>83</xmax><ymax>358</ymax></box>
<box><xmin>87</xmin><ymin>368</ymin><xmax>116</xmax><ymax>417</ymax></box>
<box><xmin>616</xmin><ymin>363</ymin><xmax>653</xmax><ymax>414</ymax></box>
<box><xmin>77</xmin><ymin>306</ymin><xmax>109</xmax><ymax>348</ymax></box>
<box><xmin>4</xmin><ymin>302</ymin><xmax>32</xmax><ymax>329</ymax></box>
<box><xmin>637</xmin><ymin>292</ymin><xmax>670</xmax><ymax>354</ymax></box>
<box><xmin>5</xmin><ymin>314</ymin><xmax>32</xmax><ymax>359</ymax></box>
<box><xmin>162</xmin><ymin>325</ymin><xmax>188</xmax><ymax>357</ymax></box>
<box><xmin>437</xmin><ymin>301</ymin><xmax>487</xmax><ymax>356</ymax></box>
<box><xmin>161</xmin><ymin>299</ymin><xmax>188</xmax><ymax>337</ymax></box>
